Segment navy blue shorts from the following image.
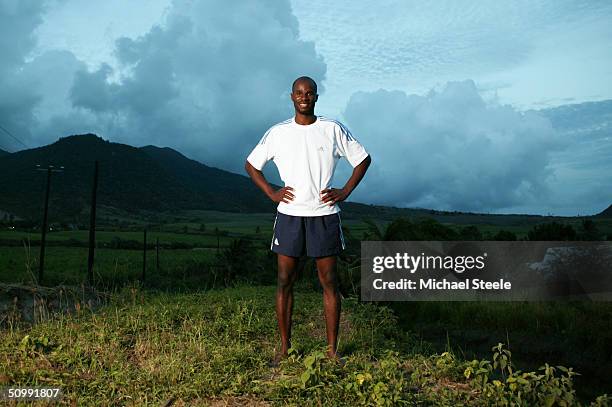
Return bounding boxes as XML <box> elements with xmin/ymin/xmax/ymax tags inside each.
<box><xmin>271</xmin><ymin>212</ymin><xmax>345</xmax><ymax>258</ymax></box>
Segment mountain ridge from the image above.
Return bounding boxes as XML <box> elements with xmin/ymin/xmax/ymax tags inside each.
<box><xmin>0</xmin><ymin>134</ymin><xmax>610</xmax><ymax>223</ymax></box>
<box><xmin>0</xmin><ymin>134</ymin><xmax>275</xmax><ymax>221</ymax></box>
<box><xmin>597</xmin><ymin>204</ymin><xmax>612</xmax><ymax>218</ymax></box>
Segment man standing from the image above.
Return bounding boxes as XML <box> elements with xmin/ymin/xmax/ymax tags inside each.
<box><xmin>245</xmin><ymin>76</ymin><xmax>371</xmax><ymax>365</ymax></box>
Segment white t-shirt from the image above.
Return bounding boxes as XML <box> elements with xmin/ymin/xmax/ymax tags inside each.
<box><xmin>247</xmin><ymin>116</ymin><xmax>369</xmax><ymax>216</ymax></box>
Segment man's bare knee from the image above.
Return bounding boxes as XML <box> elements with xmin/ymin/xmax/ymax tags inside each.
<box><xmin>316</xmin><ymin>256</ymin><xmax>337</xmax><ymax>290</ymax></box>
<box><xmin>317</xmin><ymin>269</ymin><xmax>338</xmax><ymax>292</ymax></box>
<box><xmin>277</xmin><ymin>254</ymin><xmax>299</xmax><ymax>290</ymax></box>
<box><xmin>278</xmin><ymin>269</ymin><xmax>297</xmax><ymax>289</ymax></box>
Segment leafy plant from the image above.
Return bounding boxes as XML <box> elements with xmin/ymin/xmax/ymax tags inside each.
<box><xmin>464</xmin><ymin>343</ymin><xmax>582</xmax><ymax>406</ymax></box>
<box><xmin>300</xmin><ymin>350</ymin><xmax>327</xmax><ymax>389</ymax></box>
<box><xmin>492</xmin><ymin>342</ymin><xmax>513</xmax><ymax>378</ymax></box>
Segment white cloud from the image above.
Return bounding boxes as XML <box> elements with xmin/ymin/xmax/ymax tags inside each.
<box><xmin>57</xmin><ymin>0</ymin><xmax>326</xmax><ymax>173</ymax></box>
<box><xmin>32</xmin><ymin>0</ymin><xmax>171</xmax><ymax>70</ymax></box>
<box><xmin>291</xmin><ymin>0</ymin><xmax>612</xmax><ymax>113</ymax></box>
<box><xmin>342</xmin><ymin>80</ymin><xmax>566</xmax><ymax>212</ymax></box>
<box><xmin>1</xmin><ymin>0</ymin><xmax>327</xmax><ymax>173</ymax></box>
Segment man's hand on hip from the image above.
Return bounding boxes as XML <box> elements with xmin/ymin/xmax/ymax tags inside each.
<box><xmin>270</xmin><ymin>186</ymin><xmax>295</xmax><ymax>203</ymax></box>
<box><xmin>320</xmin><ymin>188</ymin><xmax>349</xmax><ymax>206</ymax></box>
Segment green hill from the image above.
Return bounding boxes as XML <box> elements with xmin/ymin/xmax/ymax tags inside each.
<box><xmin>140</xmin><ymin>145</ymin><xmax>273</xmax><ymax>213</ymax></box>
<box><xmin>596</xmin><ymin>204</ymin><xmax>612</xmax><ymax>218</ymax></box>
<box><xmin>0</xmin><ymin>148</ymin><xmax>9</xmax><ymax>157</ymax></box>
<box><xmin>0</xmin><ymin>134</ymin><xmax>274</xmax><ymax>221</ymax></box>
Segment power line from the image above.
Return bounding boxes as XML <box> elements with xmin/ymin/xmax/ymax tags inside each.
<box><xmin>0</xmin><ymin>124</ymin><xmax>29</xmax><ymax>150</ymax></box>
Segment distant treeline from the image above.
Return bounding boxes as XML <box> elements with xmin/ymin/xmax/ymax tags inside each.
<box><xmin>355</xmin><ymin>218</ymin><xmax>609</xmax><ymax>243</ymax></box>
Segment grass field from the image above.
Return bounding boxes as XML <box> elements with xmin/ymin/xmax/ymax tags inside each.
<box><xmin>1</xmin><ymin>211</ymin><xmax>611</xmax><ymax>404</ymax></box>
<box><xmin>0</xmin><ymin>246</ymin><xmax>221</xmax><ymax>288</ymax></box>
<box><xmin>0</xmin><ymin>230</ymin><xmax>239</xmax><ymax>247</ymax></box>
<box><xmin>2</xmin><ymin>285</ymin><xmax>609</xmax><ymax>406</ymax></box>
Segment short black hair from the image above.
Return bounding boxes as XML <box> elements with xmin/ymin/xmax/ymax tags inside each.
<box><xmin>292</xmin><ymin>76</ymin><xmax>317</xmax><ymax>93</ymax></box>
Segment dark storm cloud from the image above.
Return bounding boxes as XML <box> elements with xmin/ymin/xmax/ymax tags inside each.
<box><xmin>342</xmin><ymin>80</ymin><xmax>566</xmax><ymax>212</ymax></box>
<box><xmin>63</xmin><ymin>0</ymin><xmax>326</xmax><ymax>172</ymax></box>
<box><xmin>0</xmin><ymin>0</ymin><xmax>47</xmax><ymax>150</ymax></box>
<box><xmin>0</xmin><ymin>0</ymin><xmax>45</xmax><ymax>73</ymax></box>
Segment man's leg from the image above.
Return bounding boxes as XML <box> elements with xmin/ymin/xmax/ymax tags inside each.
<box><xmin>276</xmin><ymin>253</ymin><xmax>299</xmax><ymax>356</ymax></box>
<box><xmin>315</xmin><ymin>255</ymin><xmax>341</xmax><ymax>358</ymax></box>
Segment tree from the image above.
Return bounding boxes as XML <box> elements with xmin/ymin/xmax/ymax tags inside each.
<box><xmin>527</xmin><ymin>222</ymin><xmax>577</xmax><ymax>241</ymax></box>
<box><xmin>363</xmin><ymin>217</ymin><xmax>414</xmax><ymax>240</ymax></box>
<box><xmin>459</xmin><ymin>225</ymin><xmax>483</xmax><ymax>241</ymax></box>
<box><xmin>412</xmin><ymin>218</ymin><xmax>459</xmax><ymax>240</ymax></box>
<box><xmin>492</xmin><ymin>230</ymin><xmax>517</xmax><ymax>241</ymax></box>
<box><xmin>216</xmin><ymin>238</ymin><xmax>255</xmax><ymax>286</ymax></box>
<box><xmin>580</xmin><ymin>219</ymin><xmax>603</xmax><ymax>241</ymax></box>
<box><xmin>363</xmin><ymin>217</ymin><xmax>459</xmax><ymax>241</ymax></box>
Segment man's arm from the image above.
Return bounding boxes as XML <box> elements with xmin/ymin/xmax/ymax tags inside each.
<box><xmin>320</xmin><ymin>155</ymin><xmax>371</xmax><ymax>206</ymax></box>
<box><xmin>245</xmin><ymin>161</ymin><xmax>295</xmax><ymax>203</ymax></box>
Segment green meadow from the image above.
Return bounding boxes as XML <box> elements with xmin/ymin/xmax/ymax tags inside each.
<box><xmin>1</xmin><ymin>210</ymin><xmax>611</xmax><ymax>405</ymax></box>
<box><xmin>2</xmin><ymin>285</ymin><xmax>610</xmax><ymax>406</ymax></box>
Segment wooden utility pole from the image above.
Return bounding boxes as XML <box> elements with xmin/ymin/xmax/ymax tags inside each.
<box><xmin>87</xmin><ymin>161</ymin><xmax>99</xmax><ymax>284</ymax></box>
<box><xmin>142</xmin><ymin>229</ymin><xmax>147</xmax><ymax>282</ymax></box>
<box><xmin>36</xmin><ymin>164</ymin><xmax>63</xmax><ymax>285</ymax></box>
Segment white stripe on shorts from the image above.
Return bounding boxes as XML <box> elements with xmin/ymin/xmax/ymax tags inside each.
<box><xmin>270</xmin><ymin>214</ymin><xmax>278</xmax><ymax>250</ymax></box>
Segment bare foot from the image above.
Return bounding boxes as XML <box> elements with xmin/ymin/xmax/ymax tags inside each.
<box><xmin>269</xmin><ymin>352</ymin><xmax>288</xmax><ymax>368</ymax></box>
<box><xmin>327</xmin><ymin>351</ymin><xmax>346</xmax><ymax>367</ymax></box>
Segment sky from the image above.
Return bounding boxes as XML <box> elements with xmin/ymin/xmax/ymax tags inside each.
<box><xmin>1</xmin><ymin>0</ymin><xmax>611</xmax><ymax>216</ymax></box>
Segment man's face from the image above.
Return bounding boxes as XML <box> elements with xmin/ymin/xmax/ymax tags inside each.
<box><xmin>291</xmin><ymin>80</ymin><xmax>318</xmax><ymax>115</ymax></box>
